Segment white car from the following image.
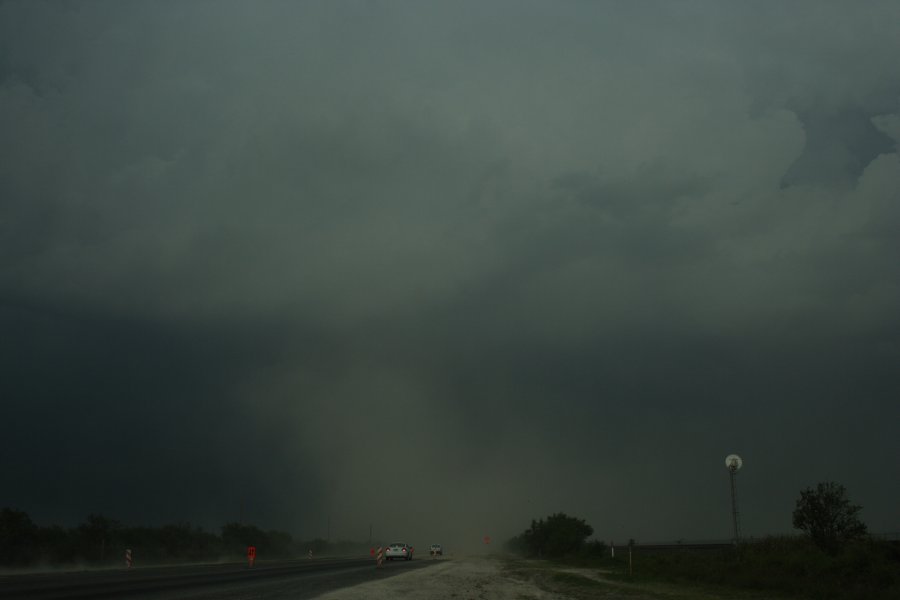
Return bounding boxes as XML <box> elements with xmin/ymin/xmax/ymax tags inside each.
<box><xmin>430</xmin><ymin>544</ymin><xmax>443</xmax><ymax>556</ymax></box>
<box><xmin>384</xmin><ymin>542</ymin><xmax>413</xmax><ymax>561</ymax></box>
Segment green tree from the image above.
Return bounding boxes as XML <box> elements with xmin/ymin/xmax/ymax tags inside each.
<box><xmin>507</xmin><ymin>512</ymin><xmax>594</xmax><ymax>558</ymax></box>
<box><xmin>792</xmin><ymin>481</ymin><xmax>867</xmax><ymax>554</ymax></box>
<box><xmin>304</xmin><ymin>537</ymin><xmax>330</xmax><ymax>555</ymax></box>
<box><xmin>77</xmin><ymin>514</ymin><xmax>121</xmax><ymax>562</ymax></box>
<box><xmin>0</xmin><ymin>508</ymin><xmax>39</xmax><ymax>565</ymax></box>
<box><xmin>222</xmin><ymin>522</ymin><xmax>261</xmax><ymax>544</ymax></box>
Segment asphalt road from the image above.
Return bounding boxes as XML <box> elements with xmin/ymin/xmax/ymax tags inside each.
<box><xmin>0</xmin><ymin>557</ymin><xmax>440</xmax><ymax>600</ymax></box>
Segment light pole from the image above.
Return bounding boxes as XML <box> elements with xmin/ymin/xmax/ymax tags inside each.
<box><xmin>725</xmin><ymin>454</ymin><xmax>743</xmax><ymax>543</ymax></box>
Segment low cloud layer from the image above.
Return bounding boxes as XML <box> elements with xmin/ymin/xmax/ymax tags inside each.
<box><xmin>2</xmin><ymin>1</ymin><xmax>898</xmax><ymax>548</ymax></box>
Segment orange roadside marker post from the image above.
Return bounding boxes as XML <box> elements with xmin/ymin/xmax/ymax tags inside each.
<box><xmin>247</xmin><ymin>545</ymin><xmax>256</xmax><ymax>568</ymax></box>
<box><xmin>375</xmin><ymin>546</ymin><xmax>384</xmax><ymax>569</ymax></box>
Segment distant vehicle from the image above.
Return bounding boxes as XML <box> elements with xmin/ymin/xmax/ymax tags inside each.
<box><xmin>430</xmin><ymin>543</ymin><xmax>443</xmax><ymax>556</ymax></box>
<box><xmin>384</xmin><ymin>542</ymin><xmax>413</xmax><ymax>561</ymax></box>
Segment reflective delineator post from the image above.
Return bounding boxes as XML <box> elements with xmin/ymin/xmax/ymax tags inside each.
<box><xmin>125</xmin><ymin>548</ymin><xmax>133</xmax><ymax>568</ymax></box>
<box><xmin>247</xmin><ymin>545</ymin><xmax>256</xmax><ymax>568</ymax></box>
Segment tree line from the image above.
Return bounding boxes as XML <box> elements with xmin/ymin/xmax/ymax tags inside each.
<box><xmin>502</xmin><ymin>483</ymin><xmax>895</xmax><ymax>600</ymax></box>
<box><xmin>0</xmin><ymin>509</ymin><xmax>366</xmax><ymax>568</ymax></box>
<box><xmin>506</xmin><ymin>481</ymin><xmax>871</xmax><ymax>558</ymax></box>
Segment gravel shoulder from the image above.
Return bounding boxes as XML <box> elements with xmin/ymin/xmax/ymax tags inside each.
<box><xmin>315</xmin><ymin>556</ymin><xmax>801</xmax><ymax>600</ymax></box>
<box><xmin>315</xmin><ymin>556</ymin><xmax>558</xmax><ymax>600</ymax></box>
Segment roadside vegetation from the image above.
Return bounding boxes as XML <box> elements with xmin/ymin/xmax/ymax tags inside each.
<box><xmin>504</xmin><ymin>512</ymin><xmax>597</xmax><ymax>558</ymax></box>
<box><xmin>504</xmin><ymin>482</ymin><xmax>899</xmax><ymax>600</ymax></box>
<box><xmin>0</xmin><ymin>508</ymin><xmax>368</xmax><ymax>569</ymax></box>
<box><xmin>604</xmin><ymin>537</ymin><xmax>898</xmax><ymax>600</ymax></box>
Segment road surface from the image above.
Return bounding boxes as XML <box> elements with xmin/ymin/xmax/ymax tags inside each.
<box><xmin>0</xmin><ymin>557</ymin><xmax>436</xmax><ymax>600</ymax></box>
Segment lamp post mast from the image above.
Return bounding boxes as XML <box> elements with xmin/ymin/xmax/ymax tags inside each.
<box><xmin>729</xmin><ymin>464</ymin><xmax>741</xmax><ymax>543</ymax></box>
<box><xmin>725</xmin><ymin>454</ymin><xmax>743</xmax><ymax>544</ymax></box>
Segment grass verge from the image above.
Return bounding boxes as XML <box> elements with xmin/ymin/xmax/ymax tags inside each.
<box><xmin>502</xmin><ymin>557</ymin><xmax>791</xmax><ymax>600</ymax></box>
<box><xmin>500</xmin><ymin>537</ymin><xmax>900</xmax><ymax>600</ymax></box>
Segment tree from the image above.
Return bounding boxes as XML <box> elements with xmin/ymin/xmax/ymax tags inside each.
<box><xmin>221</xmin><ymin>522</ymin><xmax>263</xmax><ymax>547</ymax></box>
<box><xmin>77</xmin><ymin>514</ymin><xmax>121</xmax><ymax>562</ymax></box>
<box><xmin>792</xmin><ymin>481</ymin><xmax>867</xmax><ymax>554</ymax></box>
<box><xmin>506</xmin><ymin>513</ymin><xmax>594</xmax><ymax>558</ymax></box>
<box><xmin>0</xmin><ymin>508</ymin><xmax>39</xmax><ymax>565</ymax></box>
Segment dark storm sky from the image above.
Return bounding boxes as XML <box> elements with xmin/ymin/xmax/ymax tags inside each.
<box><xmin>2</xmin><ymin>1</ymin><xmax>898</xmax><ymax>549</ymax></box>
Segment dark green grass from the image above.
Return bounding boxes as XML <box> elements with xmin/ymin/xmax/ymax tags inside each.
<box><xmin>557</xmin><ymin>537</ymin><xmax>900</xmax><ymax>600</ymax></box>
<box><xmin>503</xmin><ymin>557</ymin><xmax>787</xmax><ymax>600</ymax></box>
